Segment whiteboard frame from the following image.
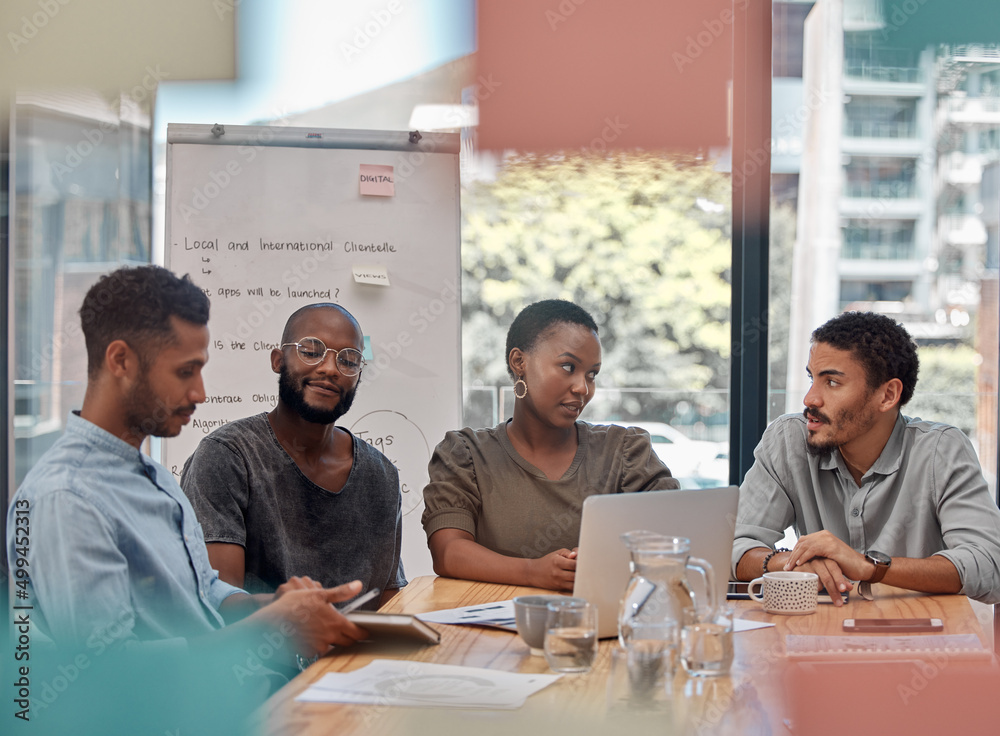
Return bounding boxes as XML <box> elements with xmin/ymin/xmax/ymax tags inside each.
<box><xmin>166</xmin><ymin>123</ymin><xmax>460</xmax><ymax>153</ymax></box>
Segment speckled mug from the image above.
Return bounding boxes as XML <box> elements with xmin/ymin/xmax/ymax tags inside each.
<box><xmin>748</xmin><ymin>571</ymin><xmax>818</xmax><ymax>615</ymax></box>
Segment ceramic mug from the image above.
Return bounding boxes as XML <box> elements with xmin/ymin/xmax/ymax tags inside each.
<box><xmin>748</xmin><ymin>571</ymin><xmax>818</xmax><ymax>615</ymax></box>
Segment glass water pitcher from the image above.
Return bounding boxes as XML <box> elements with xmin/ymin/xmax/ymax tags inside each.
<box><xmin>618</xmin><ymin>531</ymin><xmax>717</xmax><ymax>656</ymax></box>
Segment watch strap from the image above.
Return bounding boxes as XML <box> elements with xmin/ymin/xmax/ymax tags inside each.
<box><xmin>865</xmin><ymin>551</ymin><xmax>890</xmax><ymax>584</ymax></box>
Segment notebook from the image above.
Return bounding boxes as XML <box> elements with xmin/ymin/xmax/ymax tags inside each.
<box><xmin>573</xmin><ymin>486</ymin><xmax>740</xmax><ymax>638</ymax></box>
<box><xmin>346</xmin><ymin>611</ymin><xmax>441</xmax><ymax>645</ymax></box>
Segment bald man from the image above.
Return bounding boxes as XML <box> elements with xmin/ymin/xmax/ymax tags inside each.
<box><xmin>182</xmin><ymin>304</ymin><xmax>406</xmax><ymax>609</ymax></box>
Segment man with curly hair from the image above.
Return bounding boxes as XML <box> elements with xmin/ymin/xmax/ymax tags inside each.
<box><xmin>732</xmin><ymin>311</ymin><xmax>1000</xmax><ymax>604</ymax></box>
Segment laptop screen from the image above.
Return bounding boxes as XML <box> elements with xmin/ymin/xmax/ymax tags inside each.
<box><xmin>573</xmin><ymin>486</ymin><xmax>739</xmax><ymax>638</ymax></box>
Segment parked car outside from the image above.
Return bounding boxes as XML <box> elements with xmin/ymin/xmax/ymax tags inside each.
<box><xmin>596</xmin><ymin>420</ymin><xmax>729</xmax><ymax>489</ymax></box>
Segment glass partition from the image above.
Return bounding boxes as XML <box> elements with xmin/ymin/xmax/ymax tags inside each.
<box><xmin>12</xmin><ymin>92</ymin><xmax>152</xmax><ymax>485</ymax></box>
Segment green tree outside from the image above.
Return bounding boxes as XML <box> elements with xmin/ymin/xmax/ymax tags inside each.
<box><xmin>461</xmin><ymin>152</ymin><xmax>732</xmax><ymax>429</ymax></box>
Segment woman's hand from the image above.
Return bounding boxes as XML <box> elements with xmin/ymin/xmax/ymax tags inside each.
<box><xmin>429</xmin><ymin>529</ymin><xmax>580</xmax><ymax>591</ymax></box>
<box><xmin>526</xmin><ymin>548</ymin><xmax>577</xmax><ymax>591</ymax></box>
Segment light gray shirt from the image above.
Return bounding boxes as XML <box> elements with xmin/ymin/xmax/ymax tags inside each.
<box><xmin>733</xmin><ymin>413</ymin><xmax>1000</xmax><ymax>604</ymax></box>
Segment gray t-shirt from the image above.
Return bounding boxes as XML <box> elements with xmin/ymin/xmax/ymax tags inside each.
<box><xmin>421</xmin><ymin>421</ymin><xmax>680</xmax><ymax>559</ymax></box>
<box><xmin>181</xmin><ymin>413</ymin><xmax>405</xmax><ymax>605</ymax></box>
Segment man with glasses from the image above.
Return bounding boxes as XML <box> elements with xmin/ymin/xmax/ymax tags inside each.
<box><xmin>182</xmin><ymin>303</ymin><xmax>405</xmax><ymax>609</ymax></box>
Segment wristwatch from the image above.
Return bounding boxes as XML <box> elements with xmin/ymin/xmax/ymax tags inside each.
<box><xmin>864</xmin><ymin>550</ymin><xmax>892</xmax><ymax>584</ymax></box>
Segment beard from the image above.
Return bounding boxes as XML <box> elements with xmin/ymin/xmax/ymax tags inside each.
<box><xmin>803</xmin><ymin>402</ymin><xmax>876</xmax><ymax>458</ymax></box>
<box><xmin>804</xmin><ymin>407</ymin><xmax>835</xmax><ymax>459</ymax></box>
<box><xmin>278</xmin><ymin>364</ymin><xmax>357</xmax><ymax>425</ymax></box>
<box><xmin>805</xmin><ymin>437</ymin><xmax>834</xmax><ymax>460</ymax></box>
<box><xmin>123</xmin><ymin>371</ymin><xmax>194</xmax><ymax>439</ymax></box>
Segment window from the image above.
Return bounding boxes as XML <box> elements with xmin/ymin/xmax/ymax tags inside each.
<box><xmin>461</xmin><ymin>150</ymin><xmax>732</xmax><ymax>488</ymax></box>
<box><xmin>11</xmin><ymin>94</ymin><xmax>151</xmax><ymax>485</ymax></box>
<box><xmin>844</xmin><ymin>157</ymin><xmax>918</xmax><ymax>198</ymax></box>
<box><xmin>844</xmin><ymin>36</ymin><xmax>922</xmax><ymax>84</ymax></box>
<box><xmin>773</xmin><ymin>2</ymin><xmax>814</xmax><ymax>78</ymax></box>
<box><xmin>770</xmin><ymin>6</ymin><xmax>999</xmax><ymax>491</ymax></box>
<box><xmin>840</xmin><ymin>279</ymin><xmax>913</xmax><ymax>306</ymax></box>
<box><xmin>841</xmin><ymin>219</ymin><xmax>916</xmax><ymax>260</ymax></box>
<box><xmin>844</xmin><ymin>97</ymin><xmax>917</xmax><ymax>138</ymax></box>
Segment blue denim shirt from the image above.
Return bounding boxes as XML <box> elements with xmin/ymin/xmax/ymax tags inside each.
<box><xmin>7</xmin><ymin>413</ymin><xmax>246</xmax><ymax>650</ymax></box>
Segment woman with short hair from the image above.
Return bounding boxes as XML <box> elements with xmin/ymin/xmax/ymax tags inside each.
<box><xmin>421</xmin><ymin>299</ymin><xmax>680</xmax><ymax>591</ymax></box>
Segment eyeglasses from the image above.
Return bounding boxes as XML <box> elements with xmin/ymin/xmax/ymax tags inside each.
<box><xmin>281</xmin><ymin>337</ymin><xmax>366</xmax><ymax>376</ymax></box>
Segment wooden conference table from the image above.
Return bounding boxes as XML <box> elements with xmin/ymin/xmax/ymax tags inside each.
<box><xmin>259</xmin><ymin>576</ymin><xmax>995</xmax><ymax>735</ymax></box>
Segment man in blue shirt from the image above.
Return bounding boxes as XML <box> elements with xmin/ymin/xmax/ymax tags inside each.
<box><xmin>7</xmin><ymin>265</ymin><xmax>368</xmax><ymax>658</ymax></box>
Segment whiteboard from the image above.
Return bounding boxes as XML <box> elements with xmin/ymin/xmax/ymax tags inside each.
<box><xmin>163</xmin><ymin>124</ymin><xmax>461</xmax><ymax>580</ymax></box>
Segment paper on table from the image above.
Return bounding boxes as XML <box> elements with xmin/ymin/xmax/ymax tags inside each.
<box><xmin>418</xmin><ymin>602</ymin><xmax>772</xmax><ymax>634</ymax></box>
<box><xmin>734</xmin><ymin>619</ymin><xmax>774</xmax><ymax>633</ymax></box>
<box><xmin>295</xmin><ymin>659</ymin><xmax>562</xmax><ymax>709</ymax></box>
<box><xmin>416</xmin><ymin>600</ymin><xmax>517</xmax><ymax>631</ymax></box>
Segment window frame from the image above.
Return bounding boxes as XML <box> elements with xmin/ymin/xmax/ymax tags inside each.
<box><xmin>730</xmin><ymin>0</ymin><xmax>773</xmax><ymax>484</ymax></box>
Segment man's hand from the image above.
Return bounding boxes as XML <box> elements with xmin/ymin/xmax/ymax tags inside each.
<box><xmin>217</xmin><ymin>576</ymin><xmax>326</xmax><ymax>624</ymax></box>
<box><xmin>253</xmin><ymin>579</ymin><xmax>369</xmax><ymax>657</ymax></box>
<box><xmin>274</xmin><ymin>575</ymin><xmax>323</xmax><ymax>598</ymax></box>
<box><xmin>784</xmin><ymin>531</ymin><xmax>873</xmax><ymax>605</ymax></box>
<box><xmin>526</xmin><ymin>548</ymin><xmax>577</xmax><ymax>592</ymax></box>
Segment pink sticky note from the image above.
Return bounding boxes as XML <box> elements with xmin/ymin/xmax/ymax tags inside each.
<box><xmin>359</xmin><ymin>164</ymin><xmax>395</xmax><ymax>197</ymax></box>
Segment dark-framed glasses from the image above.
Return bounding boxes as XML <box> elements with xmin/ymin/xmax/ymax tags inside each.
<box><xmin>281</xmin><ymin>337</ymin><xmax>366</xmax><ymax>376</ymax></box>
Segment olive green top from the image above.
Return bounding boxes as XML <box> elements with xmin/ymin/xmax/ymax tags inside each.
<box><xmin>421</xmin><ymin>421</ymin><xmax>680</xmax><ymax>559</ymax></box>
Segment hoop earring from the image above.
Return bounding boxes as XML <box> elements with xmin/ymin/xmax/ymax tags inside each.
<box><xmin>513</xmin><ymin>378</ymin><xmax>528</xmax><ymax>399</ymax></box>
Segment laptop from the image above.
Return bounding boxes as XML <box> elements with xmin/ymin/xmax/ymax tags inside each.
<box><xmin>573</xmin><ymin>486</ymin><xmax>740</xmax><ymax>638</ymax></box>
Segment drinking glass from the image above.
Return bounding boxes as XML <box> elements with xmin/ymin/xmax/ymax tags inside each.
<box><xmin>680</xmin><ymin>606</ymin><xmax>734</xmax><ymax>677</ymax></box>
<box><xmin>543</xmin><ymin>599</ymin><xmax>598</xmax><ymax>673</ymax></box>
<box><xmin>606</xmin><ymin>644</ymin><xmax>673</xmax><ymax>712</ymax></box>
